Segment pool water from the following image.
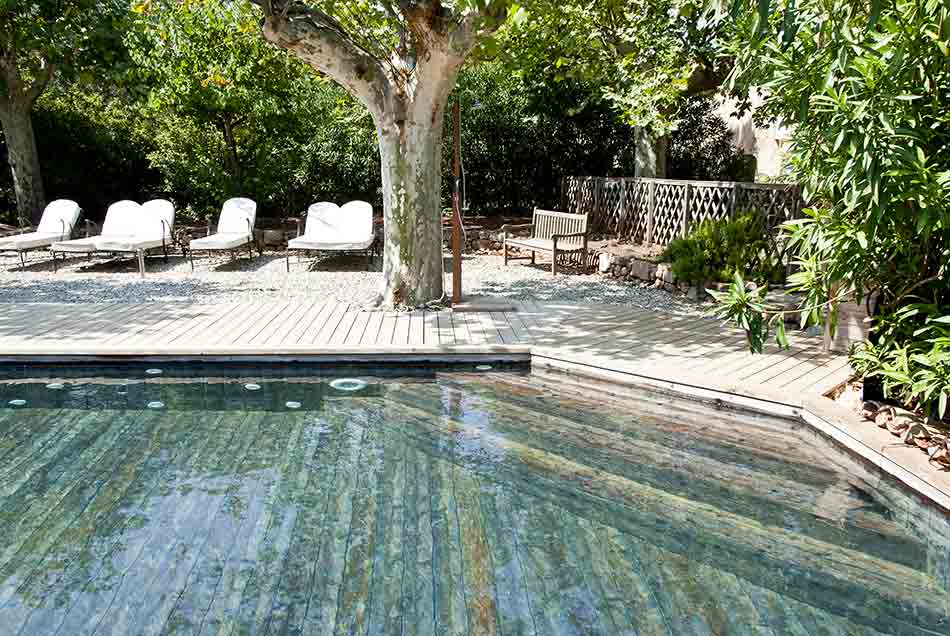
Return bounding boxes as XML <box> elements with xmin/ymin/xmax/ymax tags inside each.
<box><xmin>0</xmin><ymin>365</ymin><xmax>947</xmax><ymax>635</ymax></box>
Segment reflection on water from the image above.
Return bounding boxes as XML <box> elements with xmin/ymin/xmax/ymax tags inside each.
<box><xmin>0</xmin><ymin>365</ymin><xmax>947</xmax><ymax>635</ymax></box>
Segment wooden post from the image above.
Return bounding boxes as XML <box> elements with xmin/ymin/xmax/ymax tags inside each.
<box><xmin>451</xmin><ymin>98</ymin><xmax>462</xmax><ymax>305</ymax></box>
<box><xmin>731</xmin><ymin>182</ymin><xmax>740</xmax><ymax>218</ymax></box>
<box><xmin>682</xmin><ymin>183</ymin><xmax>692</xmax><ymax>237</ymax></box>
<box><xmin>619</xmin><ymin>178</ymin><xmax>626</xmax><ymax>239</ymax></box>
<box><xmin>646</xmin><ymin>181</ymin><xmax>655</xmax><ymax>246</ymax></box>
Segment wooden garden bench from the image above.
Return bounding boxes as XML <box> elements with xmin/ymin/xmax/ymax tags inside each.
<box><xmin>502</xmin><ymin>208</ymin><xmax>589</xmax><ymax>275</ymax></box>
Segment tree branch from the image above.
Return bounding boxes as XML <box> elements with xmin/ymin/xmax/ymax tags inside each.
<box><xmin>26</xmin><ymin>56</ymin><xmax>54</xmax><ymax>104</ymax></box>
<box><xmin>447</xmin><ymin>2</ymin><xmax>508</xmax><ymax>56</ymax></box>
<box><xmin>251</xmin><ymin>0</ymin><xmax>392</xmax><ymax>115</ymax></box>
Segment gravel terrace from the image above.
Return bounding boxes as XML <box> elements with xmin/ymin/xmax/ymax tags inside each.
<box><xmin>0</xmin><ymin>250</ymin><xmax>701</xmax><ymax>314</ymax></box>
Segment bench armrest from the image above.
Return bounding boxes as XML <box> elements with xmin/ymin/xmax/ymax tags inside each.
<box><xmin>500</xmin><ymin>223</ymin><xmax>534</xmax><ymax>239</ymax></box>
<box><xmin>551</xmin><ymin>232</ymin><xmax>588</xmax><ymax>240</ymax></box>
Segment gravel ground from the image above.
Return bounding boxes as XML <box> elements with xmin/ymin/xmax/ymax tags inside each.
<box><xmin>0</xmin><ymin>250</ymin><xmax>701</xmax><ymax>314</ymax></box>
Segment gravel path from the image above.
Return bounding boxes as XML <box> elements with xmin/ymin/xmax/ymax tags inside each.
<box><xmin>0</xmin><ymin>250</ymin><xmax>701</xmax><ymax>314</ymax></box>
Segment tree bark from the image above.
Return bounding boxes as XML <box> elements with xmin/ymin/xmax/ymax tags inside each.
<box><xmin>376</xmin><ymin>104</ymin><xmax>447</xmax><ymax>306</ymax></box>
<box><xmin>220</xmin><ymin>116</ymin><xmax>242</xmax><ymax>196</ymax></box>
<box><xmin>0</xmin><ymin>99</ymin><xmax>46</xmax><ymax>226</ymax></box>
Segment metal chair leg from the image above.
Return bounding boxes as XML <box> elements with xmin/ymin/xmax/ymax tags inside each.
<box><xmin>137</xmin><ymin>249</ymin><xmax>146</xmax><ymax>278</ymax></box>
<box><xmin>52</xmin><ymin>252</ymin><xmax>58</xmax><ymax>273</ymax></box>
<box><xmin>18</xmin><ymin>251</ymin><xmax>25</xmax><ymax>268</ymax></box>
<box><xmin>286</xmin><ymin>252</ymin><xmax>290</xmax><ymax>273</ymax></box>
<box><xmin>190</xmin><ymin>249</ymin><xmax>194</xmax><ymax>271</ymax></box>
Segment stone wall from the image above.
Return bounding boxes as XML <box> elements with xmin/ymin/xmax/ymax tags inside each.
<box><xmin>598</xmin><ymin>253</ymin><xmax>684</xmax><ymax>294</ymax></box>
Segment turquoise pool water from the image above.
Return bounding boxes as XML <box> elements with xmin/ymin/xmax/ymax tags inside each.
<box><xmin>0</xmin><ymin>364</ymin><xmax>947</xmax><ymax>635</ymax></box>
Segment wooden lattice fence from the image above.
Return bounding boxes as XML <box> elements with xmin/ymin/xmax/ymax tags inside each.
<box><xmin>560</xmin><ymin>176</ymin><xmax>804</xmax><ymax>246</ymax></box>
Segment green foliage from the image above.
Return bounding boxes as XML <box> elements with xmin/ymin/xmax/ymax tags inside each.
<box><xmin>708</xmin><ymin>271</ymin><xmax>788</xmax><ymax>354</ymax></box>
<box><xmin>32</xmin><ymin>87</ymin><xmax>163</xmax><ymax>217</ymax></box>
<box><xmin>668</xmin><ymin>95</ymin><xmax>747</xmax><ymax>181</ymax></box>
<box><xmin>709</xmin><ymin>0</ymin><xmax>950</xmax><ymax>390</ymax></box>
<box><xmin>448</xmin><ymin>63</ymin><xmax>637</xmax><ymax>213</ymax></box>
<box><xmin>661</xmin><ymin>212</ymin><xmax>780</xmax><ymax>286</ymax></box>
<box><xmin>495</xmin><ymin>0</ymin><xmax>729</xmax><ymax>133</ymax></box>
<box><xmin>0</xmin><ymin>0</ymin><xmax>131</xmax><ymax>93</ymax></box>
<box><xmin>850</xmin><ymin>304</ymin><xmax>950</xmax><ymax>419</ymax></box>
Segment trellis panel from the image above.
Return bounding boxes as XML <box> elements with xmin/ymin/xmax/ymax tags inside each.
<box><xmin>560</xmin><ymin>176</ymin><xmax>803</xmax><ymax>247</ymax></box>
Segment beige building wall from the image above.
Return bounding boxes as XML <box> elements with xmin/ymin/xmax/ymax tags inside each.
<box><xmin>714</xmin><ymin>92</ymin><xmax>793</xmax><ymax>181</ymax></box>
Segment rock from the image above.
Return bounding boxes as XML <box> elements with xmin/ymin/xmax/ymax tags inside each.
<box><xmin>620</xmin><ymin>266</ymin><xmax>629</xmax><ymax>277</ymax></box>
<box><xmin>598</xmin><ymin>253</ymin><xmax>612</xmax><ymax>273</ymax></box>
<box><xmin>490</xmin><ymin>241</ymin><xmax>502</xmax><ymax>250</ymax></box>
<box><xmin>477</xmin><ymin>239</ymin><xmax>492</xmax><ymax>251</ymax></box>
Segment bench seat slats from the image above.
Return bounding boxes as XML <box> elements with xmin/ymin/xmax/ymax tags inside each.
<box><xmin>503</xmin><ymin>208</ymin><xmax>589</xmax><ymax>275</ymax></box>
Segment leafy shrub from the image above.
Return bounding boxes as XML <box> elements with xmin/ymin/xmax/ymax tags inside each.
<box><xmin>661</xmin><ymin>212</ymin><xmax>780</xmax><ymax>286</ymax></box>
<box><xmin>850</xmin><ymin>304</ymin><xmax>950</xmax><ymax>419</ymax></box>
<box><xmin>668</xmin><ymin>95</ymin><xmax>748</xmax><ymax>182</ymax></box>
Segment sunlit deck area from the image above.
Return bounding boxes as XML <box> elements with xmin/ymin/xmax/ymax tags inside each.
<box><xmin>0</xmin><ymin>301</ymin><xmax>849</xmax><ymax>408</ymax></box>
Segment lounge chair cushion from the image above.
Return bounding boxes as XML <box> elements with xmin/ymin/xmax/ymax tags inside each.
<box><xmin>290</xmin><ymin>200</ymin><xmax>374</xmax><ymax>251</ymax></box>
<box><xmin>51</xmin><ymin>236</ymin><xmax>99</xmax><ymax>253</ymax></box>
<box><xmin>94</xmin><ymin>199</ymin><xmax>175</xmax><ymax>253</ymax></box>
<box><xmin>52</xmin><ymin>200</ymin><xmax>141</xmax><ymax>253</ymax></box>
<box><xmin>35</xmin><ymin>199</ymin><xmax>81</xmax><ymax>237</ymax></box>
<box><xmin>1</xmin><ymin>199</ymin><xmax>81</xmax><ymax>251</ymax></box>
<box><xmin>190</xmin><ymin>233</ymin><xmax>250</xmax><ymax>251</ymax></box>
<box><xmin>0</xmin><ymin>231</ymin><xmax>63</xmax><ymax>250</ymax></box>
<box><xmin>95</xmin><ymin>237</ymin><xmax>168</xmax><ymax>253</ymax></box>
<box><xmin>288</xmin><ymin>235</ymin><xmax>375</xmax><ymax>251</ymax></box>
<box><xmin>216</xmin><ymin>197</ymin><xmax>256</xmax><ymax>234</ymax></box>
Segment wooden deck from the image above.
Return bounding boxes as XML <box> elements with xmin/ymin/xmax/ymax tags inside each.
<box><xmin>0</xmin><ymin>301</ymin><xmax>849</xmax><ymax>408</ymax></box>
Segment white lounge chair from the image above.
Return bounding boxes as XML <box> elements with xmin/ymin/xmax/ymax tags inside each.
<box><xmin>50</xmin><ymin>200</ymin><xmax>141</xmax><ymax>272</ymax></box>
<box><xmin>188</xmin><ymin>197</ymin><xmax>257</xmax><ymax>270</ymax></box>
<box><xmin>286</xmin><ymin>200</ymin><xmax>375</xmax><ymax>271</ymax></box>
<box><xmin>94</xmin><ymin>198</ymin><xmax>176</xmax><ymax>277</ymax></box>
<box><xmin>0</xmin><ymin>199</ymin><xmax>81</xmax><ymax>267</ymax></box>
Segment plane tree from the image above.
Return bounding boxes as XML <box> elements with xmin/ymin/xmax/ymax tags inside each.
<box><xmin>249</xmin><ymin>0</ymin><xmax>513</xmax><ymax>306</ymax></box>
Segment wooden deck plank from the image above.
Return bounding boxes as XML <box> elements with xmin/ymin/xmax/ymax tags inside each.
<box><xmin>341</xmin><ymin>310</ymin><xmax>372</xmax><ymax>346</ymax></box>
<box><xmin>310</xmin><ymin>303</ymin><xmax>350</xmax><ymax>345</ymax></box>
<box><xmin>392</xmin><ymin>313</ymin><xmax>411</xmax><ymax>346</ymax></box>
<box><xmin>374</xmin><ymin>313</ymin><xmax>398</xmax><ymax>346</ymax></box>
<box><xmin>359</xmin><ymin>310</ymin><xmax>385</xmax><ymax>346</ymax></box>
<box><xmin>408</xmin><ymin>311</ymin><xmax>425</xmax><ymax>346</ymax></box>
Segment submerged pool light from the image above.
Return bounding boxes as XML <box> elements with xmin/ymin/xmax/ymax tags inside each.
<box><xmin>285</xmin><ymin>401</ymin><xmax>302</xmax><ymax>409</ymax></box>
<box><xmin>8</xmin><ymin>399</ymin><xmax>26</xmax><ymax>406</ymax></box>
<box><xmin>145</xmin><ymin>368</ymin><xmax>163</xmax><ymax>376</ymax></box>
<box><xmin>244</xmin><ymin>383</ymin><xmax>261</xmax><ymax>391</ymax></box>
<box><xmin>147</xmin><ymin>401</ymin><xmax>164</xmax><ymax>409</ymax></box>
<box><xmin>330</xmin><ymin>378</ymin><xmax>367</xmax><ymax>392</ymax></box>
<box><xmin>475</xmin><ymin>364</ymin><xmax>493</xmax><ymax>371</ymax></box>
<box><xmin>46</xmin><ymin>383</ymin><xmax>65</xmax><ymax>390</ymax></box>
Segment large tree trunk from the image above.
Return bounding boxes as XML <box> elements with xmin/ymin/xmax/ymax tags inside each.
<box><xmin>0</xmin><ymin>99</ymin><xmax>46</xmax><ymax>226</ymax></box>
<box><xmin>256</xmin><ymin>3</ymin><xmax>493</xmax><ymax>307</ymax></box>
<box><xmin>377</xmin><ymin>111</ymin><xmax>446</xmax><ymax>306</ymax></box>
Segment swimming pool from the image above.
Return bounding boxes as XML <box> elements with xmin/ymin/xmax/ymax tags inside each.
<box><xmin>0</xmin><ymin>364</ymin><xmax>947</xmax><ymax>635</ymax></box>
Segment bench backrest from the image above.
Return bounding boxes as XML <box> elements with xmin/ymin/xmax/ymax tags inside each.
<box><xmin>531</xmin><ymin>209</ymin><xmax>588</xmax><ymax>246</ymax></box>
